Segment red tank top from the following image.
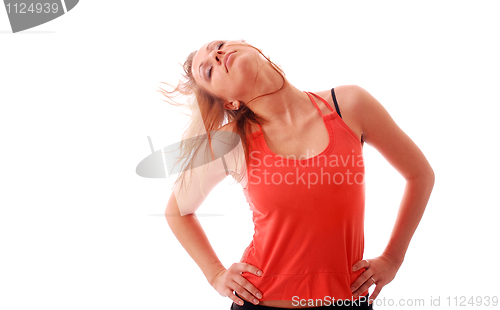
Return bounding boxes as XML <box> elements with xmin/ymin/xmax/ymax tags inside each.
<box><xmin>240</xmin><ymin>91</ymin><xmax>368</xmax><ymax>301</ymax></box>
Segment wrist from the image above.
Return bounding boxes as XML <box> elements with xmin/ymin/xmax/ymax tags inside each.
<box><xmin>208</xmin><ymin>266</ymin><xmax>226</xmax><ymax>287</ymax></box>
<box><xmin>381</xmin><ymin>251</ymin><xmax>404</xmax><ymax>267</ymax></box>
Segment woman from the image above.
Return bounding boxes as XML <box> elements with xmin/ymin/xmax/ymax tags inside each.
<box><xmin>162</xmin><ymin>40</ymin><xmax>435</xmax><ymax>309</ymax></box>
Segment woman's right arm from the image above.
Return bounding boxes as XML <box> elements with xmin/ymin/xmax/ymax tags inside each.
<box><xmin>165</xmin><ymin>193</ymin><xmax>263</xmax><ymax>306</ymax></box>
<box><xmin>165</xmin><ymin>191</ymin><xmax>225</xmax><ymax>286</ymax></box>
<box><xmin>165</xmin><ymin>125</ymin><xmax>263</xmax><ymax>305</ymax></box>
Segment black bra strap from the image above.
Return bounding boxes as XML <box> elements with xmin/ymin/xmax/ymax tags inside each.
<box><xmin>331</xmin><ymin>88</ymin><xmax>342</xmax><ymax>119</ymax></box>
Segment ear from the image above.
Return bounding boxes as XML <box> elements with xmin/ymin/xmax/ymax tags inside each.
<box><xmin>224</xmin><ymin>100</ymin><xmax>241</xmax><ymax>111</ymax></box>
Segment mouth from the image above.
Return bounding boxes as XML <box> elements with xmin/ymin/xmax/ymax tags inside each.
<box><xmin>224</xmin><ymin>51</ymin><xmax>235</xmax><ymax>72</ymax></box>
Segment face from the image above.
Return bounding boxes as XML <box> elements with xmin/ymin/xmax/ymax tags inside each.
<box><xmin>191</xmin><ymin>40</ymin><xmax>267</xmax><ymax>107</ymax></box>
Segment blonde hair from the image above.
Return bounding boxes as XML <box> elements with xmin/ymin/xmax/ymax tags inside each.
<box><xmin>158</xmin><ymin>41</ymin><xmax>285</xmax><ymax>196</ymax></box>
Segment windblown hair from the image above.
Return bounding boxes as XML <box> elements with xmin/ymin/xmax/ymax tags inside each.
<box><xmin>158</xmin><ymin>41</ymin><xmax>285</xmax><ymax>197</ymax></box>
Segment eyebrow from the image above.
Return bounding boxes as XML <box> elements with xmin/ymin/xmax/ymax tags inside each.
<box><xmin>198</xmin><ymin>41</ymin><xmax>216</xmax><ymax>81</ymax></box>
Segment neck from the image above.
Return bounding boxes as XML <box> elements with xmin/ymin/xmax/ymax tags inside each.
<box><xmin>246</xmin><ymin>77</ymin><xmax>312</xmax><ymax>128</ymax></box>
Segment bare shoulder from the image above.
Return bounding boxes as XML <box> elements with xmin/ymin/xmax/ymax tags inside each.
<box><xmin>218</xmin><ymin>121</ymin><xmax>260</xmax><ymax>134</ymax></box>
<box><xmin>312</xmin><ymin>85</ymin><xmax>365</xmax><ymax>143</ymax></box>
<box><xmin>313</xmin><ymin>85</ymin><xmax>362</xmax><ymax>113</ymax></box>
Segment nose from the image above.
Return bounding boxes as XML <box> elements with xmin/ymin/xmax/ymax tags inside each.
<box><xmin>209</xmin><ymin>49</ymin><xmax>225</xmax><ymax>64</ymax></box>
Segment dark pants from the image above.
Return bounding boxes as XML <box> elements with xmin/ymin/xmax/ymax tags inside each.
<box><xmin>230</xmin><ymin>292</ymin><xmax>373</xmax><ymax>309</ymax></box>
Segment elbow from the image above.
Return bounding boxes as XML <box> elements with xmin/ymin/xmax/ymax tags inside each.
<box><xmin>165</xmin><ymin>195</ymin><xmax>195</xmax><ymax>227</ymax></box>
<box><xmin>408</xmin><ymin>168</ymin><xmax>435</xmax><ymax>190</ymax></box>
<box><xmin>426</xmin><ymin>164</ymin><xmax>435</xmax><ymax>187</ymax></box>
<box><xmin>165</xmin><ymin>207</ymin><xmax>184</xmax><ymax>231</ymax></box>
<box><xmin>165</xmin><ymin>193</ymin><xmax>181</xmax><ymax>225</ymax></box>
<box><xmin>165</xmin><ymin>206</ymin><xmax>175</xmax><ymax>227</ymax></box>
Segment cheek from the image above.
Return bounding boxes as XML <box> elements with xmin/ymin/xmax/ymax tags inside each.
<box><xmin>233</xmin><ymin>53</ymin><xmax>257</xmax><ymax>75</ymax></box>
<box><xmin>231</xmin><ymin>55</ymin><xmax>259</xmax><ymax>86</ymax></box>
<box><xmin>213</xmin><ymin>54</ymin><xmax>259</xmax><ymax>99</ymax></box>
<box><xmin>210</xmin><ymin>76</ymin><xmax>237</xmax><ymax>100</ymax></box>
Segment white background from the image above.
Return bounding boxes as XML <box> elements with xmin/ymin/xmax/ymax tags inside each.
<box><xmin>1</xmin><ymin>1</ymin><xmax>499</xmax><ymax>309</ymax></box>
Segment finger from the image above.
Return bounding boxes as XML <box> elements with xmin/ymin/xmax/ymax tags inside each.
<box><xmin>233</xmin><ymin>274</ymin><xmax>263</xmax><ymax>302</ymax></box>
<box><xmin>232</xmin><ymin>284</ymin><xmax>260</xmax><ymax>305</ymax></box>
<box><xmin>350</xmin><ymin>270</ymin><xmax>372</xmax><ymax>294</ymax></box>
<box><xmin>351</xmin><ymin>275</ymin><xmax>375</xmax><ymax>297</ymax></box>
<box><xmin>352</xmin><ymin>259</ymin><xmax>370</xmax><ymax>272</ymax></box>
<box><xmin>227</xmin><ymin>289</ymin><xmax>244</xmax><ymax>306</ymax></box>
<box><xmin>237</xmin><ymin>262</ymin><xmax>263</xmax><ymax>277</ymax></box>
<box><xmin>369</xmin><ymin>285</ymin><xmax>383</xmax><ymax>304</ymax></box>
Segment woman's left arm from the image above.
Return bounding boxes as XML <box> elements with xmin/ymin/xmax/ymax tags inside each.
<box><xmin>346</xmin><ymin>85</ymin><xmax>435</xmax><ymax>303</ymax></box>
